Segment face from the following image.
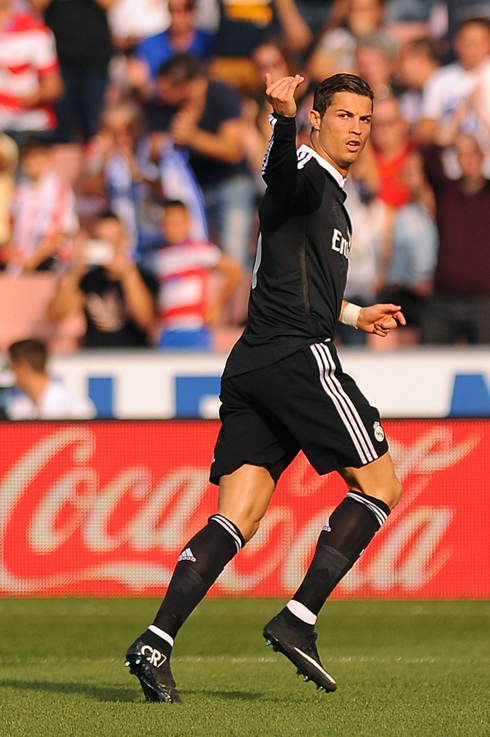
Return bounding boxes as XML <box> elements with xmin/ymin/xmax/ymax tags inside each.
<box><xmin>253</xmin><ymin>44</ymin><xmax>290</xmax><ymax>82</ymax></box>
<box><xmin>156</xmin><ymin>76</ymin><xmax>192</xmax><ymax>107</ymax></box>
<box><xmin>347</xmin><ymin>0</ymin><xmax>383</xmax><ymax>37</ymax></box>
<box><xmin>454</xmin><ymin>23</ymin><xmax>490</xmax><ymax>70</ymax></box>
<box><xmin>400</xmin><ymin>151</ymin><xmax>425</xmax><ymax>193</ymax></box>
<box><xmin>8</xmin><ymin>357</ymin><xmax>29</xmax><ymax>392</ymax></box>
<box><xmin>21</xmin><ymin>149</ymin><xmax>51</xmax><ymax>180</ymax></box>
<box><xmin>370</xmin><ymin>97</ymin><xmax>407</xmax><ymax>153</ymax></box>
<box><xmin>455</xmin><ymin>135</ymin><xmax>484</xmax><ymax>180</ymax></box>
<box><xmin>309</xmin><ymin>91</ymin><xmax>372</xmax><ymax>174</ymax></box>
<box><xmin>162</xmin><ymin>206</ymin><xmax>191</xmax><ymax>245</ymax></box>
<box><xmin>356</xmin><ymin>45</ymin><xmax>392</xmax><ymax>87</ymax></box>
<box><xmin>104</xmin><ymin>108</ymin><xmax>140</xmax><ymax>148</ymax></box>
<box><xmin>398</xmin><ymin>47</ymin><xmax>433</xmax><ymax>89</ymax></box>
<box><xmin>168</xmin><ymin>0</ymin><xmax>195</xmax><ymax>34</ymax></box>
<box><xmin>93</xmin><ymin>218</ymin><xmax>128</xmax><ymax>257</ymax></box>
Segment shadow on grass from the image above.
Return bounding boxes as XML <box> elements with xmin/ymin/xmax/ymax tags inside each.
<box><xmin>2</xmin><ymin>679</ymin><xmax>137</xmax><ymax>703</ymax></box>
<box><xmin>2</xmin><ymin>679</ymin><xmax>262</xmax><ymax>703</ymax></box>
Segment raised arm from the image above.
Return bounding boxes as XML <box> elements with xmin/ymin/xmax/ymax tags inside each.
<box><xmin>262</xmin><ymin>74</ymin><xmax>304</xmax><ymax>204</ymax></box>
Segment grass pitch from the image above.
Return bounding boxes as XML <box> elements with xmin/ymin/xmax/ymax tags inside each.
<box><xmin>1</xmin><ymin>598</ymin><xmax>489</xmax><ymax>737</ymax></box>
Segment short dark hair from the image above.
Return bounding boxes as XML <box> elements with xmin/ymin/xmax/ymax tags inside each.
<box><xmin>403</xmin><ymin>37</ymin><xmax>444</xmax><ymax>64</ymax></box>
<box><xmin>456</xmin><ymin>15</ymin><xmax>490</xmax><ymax>35</ymax></box>
<box><xmin>20</xmin><ymin>134</ymin><xmax>53</xmax><ymax>157</ymax></box>
<box><xmin>157</xmin><ymin>54</ymin><xmax>202</xmax><ymax>83</ymax></box>
<box><xmin>96</xmin><ymin>209</ymin><xmax>121</xmax><ymax>224</ymax></box>
<box><xmin>162</xmin><ymin>199</ymin><xmax>188</xmax><ymax>211</ymax></box>
<box><xmin>8</xmin><ymin>339</ymin><xmax>48</xmax><ymax>373</ymax></box>
<box><xmin>313</xmin><ymin>74</ymin><xmax>374</xmax><ymax>118</ymax></box>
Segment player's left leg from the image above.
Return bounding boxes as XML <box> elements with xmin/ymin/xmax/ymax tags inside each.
<box><xmin>265</xmin><ymin>452</ymin><xmax>402</xmax><ymax>691</ymax></box>
<box><xmin>126</xmin><ymin>464</ymin><xmax>276</xmax><ymax>702</ymax></box>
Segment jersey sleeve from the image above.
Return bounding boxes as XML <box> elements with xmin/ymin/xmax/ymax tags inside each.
<box><xmin>262</xmin><ymin>114</ymin><xmax>299</xmax><ymax>204</ymax></box>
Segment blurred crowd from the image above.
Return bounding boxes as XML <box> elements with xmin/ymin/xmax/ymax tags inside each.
<box><xmin>1</xmin><ymin>0</ymin><xmax>490</xmax><ymax>352</ymax></box>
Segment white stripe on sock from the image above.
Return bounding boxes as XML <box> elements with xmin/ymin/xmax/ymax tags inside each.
<box><xmin>287</xmin><ymin>600</ymin><xmax>317</xmax><ymax>625</ymax></box>
<box><xmin>347</xmin><ymin>491</ymin><xmax>388</xmax><ymax>527</ymax></box>
<box><xmin>211</xmin><ymin>514</ymin><xmax>243</xmax><ymax>553</ymax></box>
<box><xmin>148</xmin><ymin>625</ymin><xmax>174</xmax><ymax>648</ymax></box>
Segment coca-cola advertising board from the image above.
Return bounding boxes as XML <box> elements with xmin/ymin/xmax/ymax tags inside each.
<box><xmin>0</xmin><ymin>420</ymin><xmax>488</xmax><ymax>598</ymax></box>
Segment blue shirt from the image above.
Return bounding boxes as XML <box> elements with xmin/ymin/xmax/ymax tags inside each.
<box><xmin>136</xmin><ymin>29</ymin><xmax>214</xmax><ymax>79</ymax></box>
<box><xmin>389</xmin><ymin>202</ymin><xmax>438</xmax><ymax>287</ymax></box>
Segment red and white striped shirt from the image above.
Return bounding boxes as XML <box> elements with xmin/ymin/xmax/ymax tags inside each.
<box><xmin>11</xmin><ymin>170</ymin><xmax>79</xmax><ymax>265</ymax></box>
<box><xmin>0</xmin><ymin>13</ymin><xmax>59</xmax><ymax>131</ymax></box>
<box><xmin>156</xmin><ymin>240</ymin><xmax>222</xmax><ymax>329</ymax></box>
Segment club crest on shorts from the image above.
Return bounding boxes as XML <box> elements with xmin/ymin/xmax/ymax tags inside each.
<box><xmin>373</xmin><ymin>421</ymin><xmax>385</xmax><ymax>442</ymax></box>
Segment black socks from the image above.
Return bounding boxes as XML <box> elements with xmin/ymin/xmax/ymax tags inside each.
<box><xmin>150</xmin><ymin>514</ymin><xmax>245</xmax><ymax>642</ymax></box>
<box><xmin>291</xmin><ymin>491</ymin><xmax>390</xmax><ymax>617</ymax></box>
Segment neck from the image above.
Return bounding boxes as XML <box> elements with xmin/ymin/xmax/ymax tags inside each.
<box><xmin>309</xmin><ymin>135</ymin><xmax>349</xmax><ymax>178</ymax></box>
<box><xmin>171</xmin><ymin>28</ymin><xmax>195</xmax><ymax>46</ymax></box>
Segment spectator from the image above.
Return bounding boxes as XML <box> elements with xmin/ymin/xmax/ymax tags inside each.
<box><xmin>47</xmin><ymin>211</ymin><xmax>158</xmax><ymax>348</ymax></box>
<box><xmin>84</xmin><ymin>101</ymin><xmax>165</xmax><ymax>263</ymax></box>
<box><xmin>146</xmin><ymin>55</ymin><xmax>256</xmax><ymax>268</ymax></box>
<box><xmin>397</xmin><ymin>37</ymin><xmax>442</xmax><ymax>133</ymax></box>
<box><xmin>6</xmin><ymin>338</ymin><xmax>96</xmax><ymax>419</ymax></box>
<box><xmin>210</xmin><ymin>0</ymin><xmax>312</xmax><ymax>95</ymax></box>
<box><xmin>131</xmin><ymin>0</ymin><xmax>213</xmax><ymax>89</ymax></box>
<box><xmin>6</xmin><ymin>135</ymin><xmax>78</xmax><ymax>273</ymax></box>
<box><xmin>421</xmin><ymin>134</ymin><xmax>490</xmax><ymax>344</ymax></box>
<box><xmin>379</xmin><ymin>150</ymin><xmax>437</xmax><ymax>332</ymax></box>
<box><xmin>418</xmin><ymin>17</ymin><xmax>490</xmax><ymax>153</ymax></box>
<box><xmin>30</xmin><ymin>0</ymin><xmax>114</xmax><ymax>143</ymax></box>
<box><xmin>0</xmin><ymin>0</ymin><xmax>62</xmax><ymax>143</ymax></box>
<box><xmin>156</xmin><ymin>199</ymin><xmax>243</xmax><ymax>348</ymax></box>
<box><xmin>338</xmin><ymin>175</ymin><xmax>393</xmax><ymax>347</ymax></box>
<box><xmin>355</xmin><ymin>30</ymin><xmax>400</xmax><ymax>101</ymax></box>
<box><xmin>308</xmin><ymin>0</ymin><xmax>386</xmax><ymax>82</ymax></box>
<box><xmin>371</xmin><ymin>94</ymin><xmax>415</xmax><ymax>208</ymax></box>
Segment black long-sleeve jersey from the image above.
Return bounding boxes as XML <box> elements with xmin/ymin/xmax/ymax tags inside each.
<box><xmin>224</xmin><ymin>113</ymin><xmax>353</xmax><ymax>379</ymax></box>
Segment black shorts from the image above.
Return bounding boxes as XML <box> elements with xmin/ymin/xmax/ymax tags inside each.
<box><xmin>210</xmin><ymin>340</ymin><xmax>389</xmax><ymax>485</ymax></box>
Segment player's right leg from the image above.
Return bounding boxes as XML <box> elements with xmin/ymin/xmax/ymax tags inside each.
<box><xmin>126</xmin><ymin>467</ymin><xmax>276</xmax><ymax>702</ymax></box>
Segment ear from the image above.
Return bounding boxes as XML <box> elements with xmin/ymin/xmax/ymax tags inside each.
<box><xmin>309</xmin><ymin>109</ymin><xmax>321</xmax><ymax>131</ymax></box>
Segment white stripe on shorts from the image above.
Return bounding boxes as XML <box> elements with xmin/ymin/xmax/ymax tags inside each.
<box><xmin>310</xmin><ymin>343</ymin><xmax>378</xmax><ymax>465</ymax></box>
<box><xmin>318</xmin><ymin>343</ymin><xmax>378</xmax><ymax>460</ymax></box>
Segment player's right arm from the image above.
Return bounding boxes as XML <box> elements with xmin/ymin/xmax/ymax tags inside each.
<box><xmin>262</xmin><ymin>74</ymin><xmax>304</xmax><ymax>204</ymax></box>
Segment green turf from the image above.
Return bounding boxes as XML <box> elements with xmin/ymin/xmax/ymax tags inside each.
<box><xmin>1</xmin><ymin>599</ymin><xmax>489</xmax><ymax>737</ymax></box>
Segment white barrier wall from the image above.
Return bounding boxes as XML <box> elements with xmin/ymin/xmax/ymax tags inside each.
<box><xmin>41</xmin><ymin>347</ymin><xmax>490</xmax><ymax>419</ymax></box>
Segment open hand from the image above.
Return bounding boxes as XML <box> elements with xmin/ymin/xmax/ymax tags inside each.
<box><xmin>265</xmin><ymin>74</ymin><xmax>305</xmax><ymax>118</ymax></box>
<box><xmin>357</xmin><ymin>303</ymin><xmax>406</xmax><ymax>337</ymax></box>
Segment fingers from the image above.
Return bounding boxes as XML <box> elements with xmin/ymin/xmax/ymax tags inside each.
<box><xmin>375</xmin><ymin>304</ymin><xmax>406</xmax><ymax>326</ymax></box>
<box><xmin>265</xmin><ymin>74</ymin><xmax>304</xmax><ymax>98</ymax></box>
<box><xmin>376</xmin><ymin>303</ymin><xmax>402</xmax><ymax>315</ymax></box>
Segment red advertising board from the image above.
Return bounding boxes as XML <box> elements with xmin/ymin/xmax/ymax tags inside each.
<box><xmin>0</xmin><ymin>420</ymin><xmax>488</xmax><ymax>598</ymax></box>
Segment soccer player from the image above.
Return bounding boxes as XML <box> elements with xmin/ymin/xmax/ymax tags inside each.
<box><xmin>126</xmin><ymin>72</ymin><xmax>405</xmax><ymax>702</ymax></box>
